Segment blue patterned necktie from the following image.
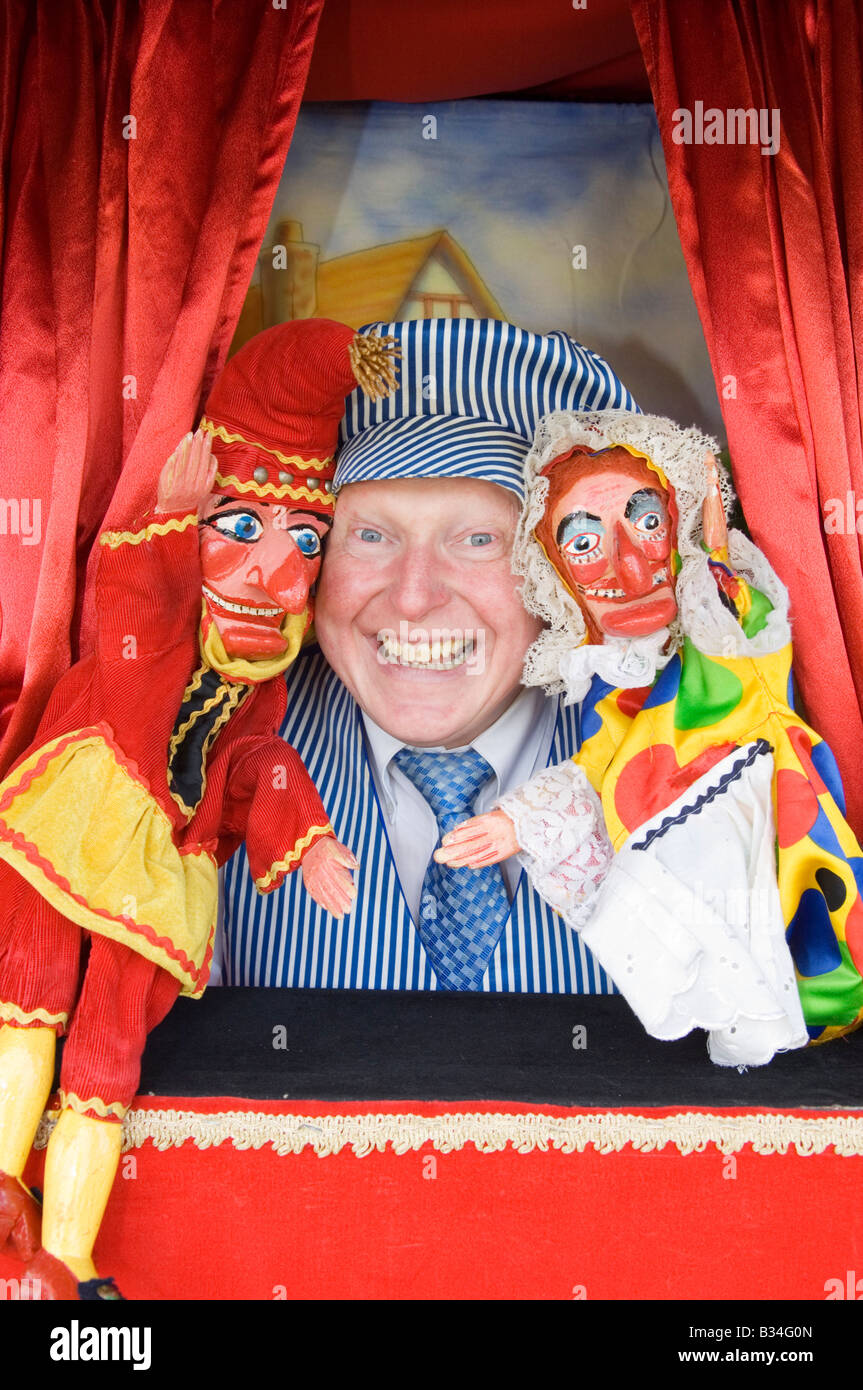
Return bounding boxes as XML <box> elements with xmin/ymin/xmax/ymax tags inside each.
<box><xmin>393</xmin><ymin>746</ymin><xmax>510</xmax><ymax>991</ymax></box>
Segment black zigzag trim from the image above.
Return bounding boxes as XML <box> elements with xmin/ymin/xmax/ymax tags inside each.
<box><xmin>632</xmin><ymin>738</ymin><xmax>774</xmax><ymax>852</ymax></box>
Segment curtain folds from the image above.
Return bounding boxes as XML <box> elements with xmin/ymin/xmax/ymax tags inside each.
<box><xmin>0</xmin><ymin>0</ymin><xmax>322</xmax><ymax>773</ymax></box>
<box><xmin>632</xmin><ymin>0</ymin><xmax>863</xmax><ymax>832</ymax></box>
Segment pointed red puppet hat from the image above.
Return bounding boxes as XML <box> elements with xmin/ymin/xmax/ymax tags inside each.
<box><xmin>200</xmin><ymin>318</ymin><xmax>398</xmax><ymax>515</ymax></box>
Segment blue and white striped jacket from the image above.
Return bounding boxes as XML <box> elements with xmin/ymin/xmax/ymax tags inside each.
<box><xmin>223</xmin><ymin>647</ymin><xmax>614</xmax><ymax>993</ymax></box>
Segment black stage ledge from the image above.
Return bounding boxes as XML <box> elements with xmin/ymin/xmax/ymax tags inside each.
<box><xmin>110</xmin><ymin>987</ymin><xmax>863</xmax><ymax>1108</ymax></box>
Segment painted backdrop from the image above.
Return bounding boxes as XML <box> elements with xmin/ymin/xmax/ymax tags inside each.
<box><xmin>232</xmin><ymin>100</ymin><xmax>723</xmax><ymax>442</ymax></box>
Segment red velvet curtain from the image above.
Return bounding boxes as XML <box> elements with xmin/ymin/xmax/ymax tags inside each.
<box><xmin>632</xmin><ymin>0</ymin><xmax>863</xmax><ymax>832</ymax></box>
<box><xmin>0</xmin><ymin>0</ymin><xmax>322</xmax><ymax>774</ymax></box>
<box><xmin>303</xmin><ymin>0</ymin><xmax>647</xmax><ymax>101</ymax></box>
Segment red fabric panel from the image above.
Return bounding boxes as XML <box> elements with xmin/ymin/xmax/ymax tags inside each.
<box><xmin>516</xmin><ymin>50</ymin><xmax>652</xmax><ymax>103</ymax></box>
<box><xmin>632</xmin><ymin>0</ymin><xmax>863</xmax><ymax>832</ymax></box>
<box><xmin>58</xmin><ymin>938</ymin><xmax>180</xmax><ymax>1116</ymax></box>
<box><xmin>5</xmin><ymin>1098</ymin><xmax>860</xmax><ymax>1300</ymax></box>
<box><xmin>0</xmin><ymin>886</ymin><xmax>81</xmax><ymax>1028</ymax></box>
<box><xmin>0</xmin><ymin>0</ymin><xmax>323</xmax><ymax>776</ymax></box>
<box><xmin>304</xmin><ymin>0</ymin><xmax>648</xmax><ymax>102</ymax></box>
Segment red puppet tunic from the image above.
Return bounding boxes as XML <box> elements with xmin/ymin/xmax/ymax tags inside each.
<box><xmin>0</xmin><ymin>506</ymin><xmax>333</xmax><ymax>1113</ymax></box>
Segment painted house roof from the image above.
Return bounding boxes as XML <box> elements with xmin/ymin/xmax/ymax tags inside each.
<box><xmin>315</xmin><ymin>229</ymin><xmax>505</xmax><ymax>326</ymax></box>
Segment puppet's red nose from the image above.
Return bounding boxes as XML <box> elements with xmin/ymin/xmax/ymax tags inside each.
<box><xmin>250</xmin><ymin>545</ymin><xmax>314</xmax><ymax>614</ymax></box>
<box><xmin>612</xmin><ymin>522</ymin><xmax>653</xmax><ymax>596</ymax></box>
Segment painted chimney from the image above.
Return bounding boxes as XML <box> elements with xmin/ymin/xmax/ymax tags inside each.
<box><xmin>261</xmin><ymin>219</ymin><xmax>320</xmax><ymax>323</ymax></box>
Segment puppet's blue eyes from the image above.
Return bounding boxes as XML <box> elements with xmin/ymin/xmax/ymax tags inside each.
<box><xmin>561</xmin><ymin>527</ymin><xmax>603</xmax><ymax>561</ymax></box>
<box><xmin>289</xmin><ymin>527</ymin><xmax>322</xmax><ymax>558</ymax></box>
<box><xmin>633</xmin><ymin>511</ymin><xmax>663</xmax><ymax>534</ymax></box>
<box><xmin>212</xmin><ymin>512</ymin><xmax>263</xmax><ymax>543</ymax></box>
<box><xmin>626</xmin><ymin>489</ymin><xmax>667</xmax><ymax>535</ymax></box>
<box><xmin>567</xmin><ymin>533</ymin><xmax>600</xmax><ymax>554</ymax></box>
<box><xmin>558</xmin><ymin>512</ymin><xmax>605</xmax><ymax>563</ymax></box>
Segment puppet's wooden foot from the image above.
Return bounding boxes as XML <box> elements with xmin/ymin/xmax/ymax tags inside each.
<box><xmin>40</xmin><ymin>1107</ymin><xmax>123</xmax><ymax>1285</ymax></box>
<box><xmin>0</xmin><ymin>1170</ymin><xmax>42</xmax><ymax>1261</ymax></box>
<box><xmin>0</xmin><ymin>1024</ymin><xmax>54</xmax><ymax>1260</ymax></box>
<box><xmin>24</xmin><ymin>1248</ymin><xmax>124</xmax><ymax>1300</ymax></box>
<box><xmin>0</xmin><ymin>1024</ymin><xmax>56</xmax><ymax>1178</ymax></box>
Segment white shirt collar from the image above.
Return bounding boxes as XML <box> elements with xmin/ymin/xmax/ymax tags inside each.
<box><xmin>361</xmin><ymin>685</ymin><xmax>553</xmax><ymax>816</ymax></box>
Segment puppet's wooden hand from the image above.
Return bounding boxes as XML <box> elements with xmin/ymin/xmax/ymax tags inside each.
<box><xmin>433</xmin><ymin>809</ymin><xmax>520</xmax><ymax>868</ymax></box>
<box><xmin>301</xmin><ymin>836</ymin><xmax>358</xmax><ymax>919</ymax></box>
<box><xmin>702</xmin><ymin>450</ymin><xmax>728</xmax><ymax>552</ymax></box>
<box><xmin>155</xmin><ymin>428</ymin><xmax>217</xmax><ymax>514</ymax></box>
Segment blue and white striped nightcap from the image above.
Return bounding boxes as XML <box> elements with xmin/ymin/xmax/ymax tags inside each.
<box><xmin>336</xmin><ymin>317</ymin><xmax>636</xmax><ymax>500</ymax></box>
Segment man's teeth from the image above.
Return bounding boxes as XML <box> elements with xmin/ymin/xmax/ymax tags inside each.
<box><xmin>377</xmin><ymin>634</ymin><xmax>474</xmax><ymax>669</ymax></box>
<box><xmin>203</xmin><ymin>585</ymin><xmax>282</xmax><ymax>616</ymax></box>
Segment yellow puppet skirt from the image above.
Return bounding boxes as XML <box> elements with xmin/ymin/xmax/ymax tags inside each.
<box><xmin>0</xmin><ymin>725</ymin><xmax>217</xmax><ymax>997</ymax></box>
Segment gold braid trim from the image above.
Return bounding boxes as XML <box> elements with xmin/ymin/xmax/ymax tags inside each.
<box><xmin>100</xmin><ymin>514</ymin><xmax>198</xmax><ymax>549</ymax></box>
<box><xmin>254</xmin><ymin>824</ymin><xmax>333</xmax><ymax>890</ymax></box>
<box><xmin>213</xmin><ymin>473</ymin><xmax>334</xmax><ymax>508</ymax></box>
<box><xmin>168</xmin><ymin>685</ymin><xmax>230</xmax><ymax>759</ymax></box>
<box><xmin>33</xmin><ymin>1108</ymin><xmax>863</xmax><ymax>1158</ymax></box>
<box><xmin>194</xmin><ymin>687</ymin><xmax>245</xmax><ymax>808</ymax></box>
<box><xmin>181</xmin><ymin>664</ymin><xmax>207</xmax><ymax>703</ymax></box>
<box><xmin>200</xmin><ymin>420</ymin><xmax>333</xmax><ymax>471</ymax></box>
<box><xmin>167</xmin><ymin>683</ymin><xmax>247</xmax><ymax>819</ymax></box>
<box><xmin>348</xmin><ymin>333</ymin><xmax>400</xmax><ymax>400</ymax></box>
<box><xmin>60</xmin><ymin>1091</ymin><xmax>126</xmax><ymax>1121</ymax></box>
<box><xmin>0</xmin><ymin>1000</ymin><xmax>68</xmax><ymax>1028</ymax></box>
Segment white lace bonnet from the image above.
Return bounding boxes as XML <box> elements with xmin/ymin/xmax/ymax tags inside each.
<box><xmin>514</xmin><ymin>409</ymin><xmax>737</xmax><ymax>696</ymax></box>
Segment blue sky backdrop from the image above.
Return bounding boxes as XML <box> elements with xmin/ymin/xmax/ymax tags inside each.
<box><xmin>265</xmin><ymin>100</ymin><xmax>723</xmax><ymax>441</ymax></box>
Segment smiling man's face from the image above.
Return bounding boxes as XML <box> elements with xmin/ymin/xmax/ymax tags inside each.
<box><xmin>314</xmin><ymin>477</ymin><xmax>541</xmax><ymax>748</ymax></box>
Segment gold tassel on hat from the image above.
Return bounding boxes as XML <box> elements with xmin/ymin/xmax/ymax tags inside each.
<box><xmin>348</xmin><ymin>333</ymin><xmax>400</xmax><ymax>401</ymax></box>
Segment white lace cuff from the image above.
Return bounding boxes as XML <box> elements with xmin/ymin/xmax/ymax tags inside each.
<box><xmin>496</xmin><ymin>759</ymin><xmax>613</xmax><ymax>931</ymax></box>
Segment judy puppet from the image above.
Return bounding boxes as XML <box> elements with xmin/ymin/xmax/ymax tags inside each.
<box><xmin>439</xmin><ymin>410</ymin><xmax>863</xmax><ymax>1066</ymax></box>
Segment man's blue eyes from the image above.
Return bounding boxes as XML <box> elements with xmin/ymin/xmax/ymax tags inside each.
<box><xmin>356</xmin><ymin>530</ymin><xmax>494</xmax><ymax>546</ymax></box>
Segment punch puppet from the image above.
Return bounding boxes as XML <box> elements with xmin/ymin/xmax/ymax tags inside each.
<box><xmin>0</xmin><ymin>318</ymin><xmax>398</xmax><ymax>1298</ymax></box>
<box><xmin>438</xmin><ymin>410</ymin><xmax>863</xmax><ymax>1065</ymax></box>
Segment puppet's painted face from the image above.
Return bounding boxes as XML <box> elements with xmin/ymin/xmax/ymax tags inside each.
<box><xmin>199</xmin><ymin>494</ymin><xmax>332</xmax><ymax>658</ymax></box>
<box><xmin>539</xmin><ymin>447</ymin><xmax>677</xmax><ymax>642</ymax></box>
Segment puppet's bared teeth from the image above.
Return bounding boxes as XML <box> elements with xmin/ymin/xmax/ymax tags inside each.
<box><xmin>583</xmin><ymin>585</ymin><xmax>625</xmax><ymax>599</ymax></box>
<box><xmin>583</xmin><ymin>569</ymin><xmax>669</xmax><ymax>601</ymax></box>
<box><xmin>203</xmin><ymin>585</ymin><xmax>283</xmax><ymax>617</ymax></box>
